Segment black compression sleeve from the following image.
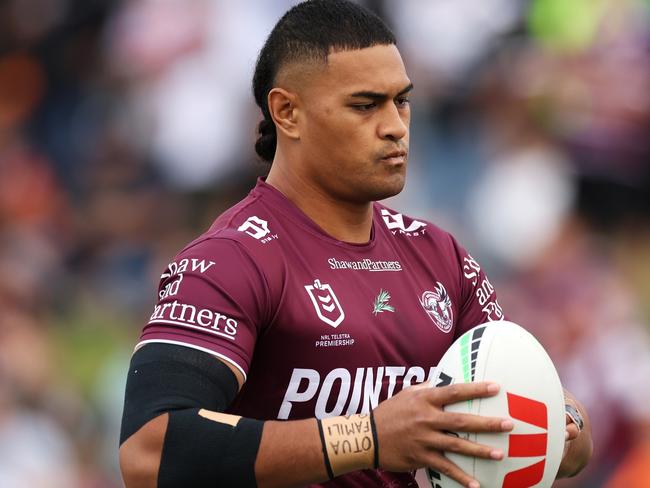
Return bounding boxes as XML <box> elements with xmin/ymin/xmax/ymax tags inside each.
<box><xmin>120</xmin><ymin>343</ymin><xmax>239</xmax><ymax>445</ymax></box>
<box><xmin>160</xmin><ymin>409</ymin><xmax>263</xmax><ymax>488</ymax></box>
<box><xmin>120</xmin><ymin>343</ymin><xmax>264</xmax><ymax>488</ymax></box>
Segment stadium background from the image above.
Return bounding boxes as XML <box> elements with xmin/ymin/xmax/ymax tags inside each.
<box><xmin>1</xmin><ymin>0</ymin><xmax>649</xmax><ymax>486</ymax></box>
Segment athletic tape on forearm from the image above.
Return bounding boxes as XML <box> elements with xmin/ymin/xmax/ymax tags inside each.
<box><xmin>318</xmin><ymin>413</ymin><xmax>378</xmax><ymax>478</ymax></box>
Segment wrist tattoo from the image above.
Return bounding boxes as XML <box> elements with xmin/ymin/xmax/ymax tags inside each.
<box><xmin>318</xmin><ymin>413</ymin><xmax>378</xmax><ymax>478</ymax></box>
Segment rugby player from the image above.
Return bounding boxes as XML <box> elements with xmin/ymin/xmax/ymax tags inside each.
<box><xmin>119</xmin><ymin>1</ymin><xmax>592</xmax><ymax>487</ymax></box>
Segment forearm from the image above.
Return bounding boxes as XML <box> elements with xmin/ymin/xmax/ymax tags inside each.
<box><xmin>257</xmin><ymin>413</ymin><xmax>378</xmax><ymax>487</ymax></box>
<box><xmin>255</xmin><ymin>418</ymin><xmax>328</xmax><ymax>487</ymax></box>
<box><xmin>121</xmin><ymin>410</ymin><xmax>374</xmax><ymax>488</ymax></box>
<box><xmin>120</xmin><ymin>414</ymin><xmax>167</xmax><ymax>488</ymax></box>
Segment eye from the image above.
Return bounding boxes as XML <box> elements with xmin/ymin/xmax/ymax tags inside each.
<box><xmin>396</xmin><ymin>97</ymin><xmax>411</xmax><ymax>108</ymax></box>
<box><xmin>351</xmin><ymin>102</ymin><xmax>377</xmax><ymax>112</ymax></box>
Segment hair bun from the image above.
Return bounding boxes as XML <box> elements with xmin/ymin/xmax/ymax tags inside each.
<box><xmin>255</xmin><ymin>118</ymin><xmax>277</xmax><ymax>162</ymax></box>
<box><xmin>258</xmin><ymin>118</ymin><xmax>276</xmax><ymax>137</ymax></box>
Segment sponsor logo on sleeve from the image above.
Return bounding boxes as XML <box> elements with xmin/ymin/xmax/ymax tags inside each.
<box><xmin>420</xmin><ymin>282</ymin><xmax>454</xmax><ymax>333</ymax></box>
<box><xmin>381</xmin><ymin>209</ymin><xmax>427</xmax><ymax>236</ymax></box>
<box><xmin>237</xmin><ymin>216</ymin><xmax>278</xmax><ymax>243</ymax></box>
<box><xmin>304</xmin><ymin>279</ymin><xmax>345</xmax><ymax>328</ymax></box>
<box><xmin>159</xmin><ymin>273</ymin><xmax>183</xmax><ymax>300</ymax></box>
<box><xmin>462</xmin><ymin>254</ymin><xmax>504</xmax><ymax>321</ymax></box>
<box><xmin>161</xmin><ymin>258</ymin><xmax>216</xmax><ymax>279</ymax></box>
<box><xmin>158</xmin><ymin>258</ymin><xmax>216</xmax><ymax>300</ymax></box>
<box><xmin>148</xmin><ymin>300</ymin><xmax>238</xmax><ymax>341</ymax></box>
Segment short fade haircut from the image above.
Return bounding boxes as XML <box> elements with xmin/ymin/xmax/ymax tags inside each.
<box><xmin>252</xmin><ymin>0</ymin><xmax>396</xmax><ymax>163</ymax></box>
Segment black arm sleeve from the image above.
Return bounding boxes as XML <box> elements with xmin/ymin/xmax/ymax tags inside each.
<box><xmin>120</xmin><ymin>342</ymin><xmax>239</xmax><ymax>444</ymax></box>
<box><xmin>119</xmin><ymin>343</ymin><xmax>263</xmax><ymax>488</ymax></box>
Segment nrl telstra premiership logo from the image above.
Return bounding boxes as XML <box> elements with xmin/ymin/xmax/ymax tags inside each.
<box><xmin>304</xmin><ymin>279</ymin><xmax>345</xmax><ymax>328</ymax></box>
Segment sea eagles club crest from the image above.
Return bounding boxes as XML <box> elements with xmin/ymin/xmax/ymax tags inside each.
<box><xmin>305</xmin><ymin>279</ymin><xmax>345</xmax><ymax>328</ymax></box>
<box><xmin>420</xmin><ymin>282</ymin><xmax>454</xmax><ymax>333</ymax></box>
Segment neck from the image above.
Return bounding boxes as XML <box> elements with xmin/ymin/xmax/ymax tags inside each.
<box><xmin>266</xmin><ymin>160</ymin><xmax>373</xmax><ymax>244</ymax></box>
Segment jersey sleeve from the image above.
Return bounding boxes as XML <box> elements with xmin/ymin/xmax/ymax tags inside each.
<box><xmin>452</xmin><ymin>237</ymin><xmax>506</xmax><ymax>337</ymax></box>
<box><xmin>137</xmin><ymin>238</ymin><xmax>269</xmax><ymax>381</ymax></box>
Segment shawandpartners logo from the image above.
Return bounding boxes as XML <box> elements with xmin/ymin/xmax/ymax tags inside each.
<box><xmin>158</xmin><ymin>257</ymin><xmax>216</xmax><ymax>300</ymax></box>
<box><xmin>328</xmin><ymin>257</ymin><xmax>402</xmax><ymax>272</ymax></box>
<box><xmin>148</xmin><ymin>300</ymin><xmax>238</xmax><ymax>341</ymax></box>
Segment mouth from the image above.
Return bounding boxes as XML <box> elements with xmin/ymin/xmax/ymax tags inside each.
<box><xmin>379</xmin><ymin>150</ymin><xmax>407</xmax><ymax>165</ymax></box>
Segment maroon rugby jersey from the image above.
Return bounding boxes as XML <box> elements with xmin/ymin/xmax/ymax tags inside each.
<box><xmin>138</xmin><ymin>178</ymin><xmax>505</xmax><ymax>487</ymax></box>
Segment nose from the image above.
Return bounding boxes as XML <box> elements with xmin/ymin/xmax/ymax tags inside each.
<box><xmin>377</xmin><ymin>103</ymin><xmax>409</xmax><ymax>141</ymax></box>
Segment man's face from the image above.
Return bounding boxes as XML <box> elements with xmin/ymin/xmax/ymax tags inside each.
<box><xmin>295</xmin><ymin>44</ymin><xmax>411</xmax><ymax>203</ymax></box>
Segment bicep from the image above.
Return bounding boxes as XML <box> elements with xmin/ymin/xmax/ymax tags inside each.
<box><xmin>120</xmin><ymin>343</ymin><xmax>241</xmax><ymax>445</ymax></box>
<box><xmin>119</xmin><ymin>343</ymin><xmax>243</xmax><ymax>486</ymax></box>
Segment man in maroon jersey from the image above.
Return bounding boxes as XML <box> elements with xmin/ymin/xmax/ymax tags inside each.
<box><xmin>119</xmin><ymin>1</ymin><xmax>592</xmax><ymax>487</ymax></box>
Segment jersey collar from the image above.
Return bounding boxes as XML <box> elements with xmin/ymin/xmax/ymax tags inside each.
<box><xmin>252</xmin><ymin>178</ymin><xmax>378</xmax><ymax>251</ymax></box>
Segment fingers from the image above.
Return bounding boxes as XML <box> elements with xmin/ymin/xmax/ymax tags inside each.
<box><xmin>434</xmin><ymin>411</ymin><xmax>514</xmax><ymax>433</ymax></box>
<box><xmin>427</xmin><ymin>381</ymin><xmax>501</xmax><ymax>406</ymax></box>
<box><xmin>423</xmin><ymin>451</ymin><xmax>481</xmax><ymax>488</ymax></box>
<box><xmin>406</xmin><ymin>382</ymin><xmax>513</xmax><ymax>435</ymax></box>
<box><xmin>431</xmin><ymin>432</ymin><xmax>504</xmax><ymax>460</ymax></box>
<box><xmin>565</xmin><ymin>422</ymin><xmax>580</xmax><ymax>441</ymax></box>
<box><xmin>565</xmin><ymin>411</ymin><xmax>580</xmax><ymax>440</ymax></box>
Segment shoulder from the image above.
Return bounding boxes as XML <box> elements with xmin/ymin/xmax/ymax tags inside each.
<box><xmin>181</xmin><ymin>188</ymin><xmax>281</xmax><ymax>256</ymax></box>
<box><xmin>165</xmin><ymin>189</ymin><xmax>285</xmax><ymax>289</ymax></box>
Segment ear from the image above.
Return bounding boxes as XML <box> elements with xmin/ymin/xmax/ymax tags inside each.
<box><xmin>268</xmin><ymin>88</ymin><xmax>300</xmax><ymax>140</ymax></box>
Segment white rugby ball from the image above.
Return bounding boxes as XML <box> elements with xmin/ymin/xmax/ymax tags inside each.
<box><xmin>416</xmin><ymin>321</ymin><xmax>565</xmax><ymax>488</ymax></box>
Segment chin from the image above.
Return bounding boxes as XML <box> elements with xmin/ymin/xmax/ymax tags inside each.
<box><xmin>366</xmin><ymin>175</ymin><xmax>406</xmax><ymax>202</ymax></box>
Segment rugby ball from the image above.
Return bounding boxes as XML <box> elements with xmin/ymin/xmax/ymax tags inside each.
<box><xmin>415</xmin><ymin>321</ymin><xmax>565</xmax><ymax>488</ymax></box>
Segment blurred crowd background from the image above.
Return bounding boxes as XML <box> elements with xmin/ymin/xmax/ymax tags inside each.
<box><xmin>0</xmin><ymin>0</ymin><xmax>649</xmax><ymax>486</ymax></box>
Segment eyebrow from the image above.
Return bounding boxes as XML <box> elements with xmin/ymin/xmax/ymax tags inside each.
<box><xmin>349</xmin><ymin>83</ymin><xmax>414</xmax><ymax>101</ymax></box>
